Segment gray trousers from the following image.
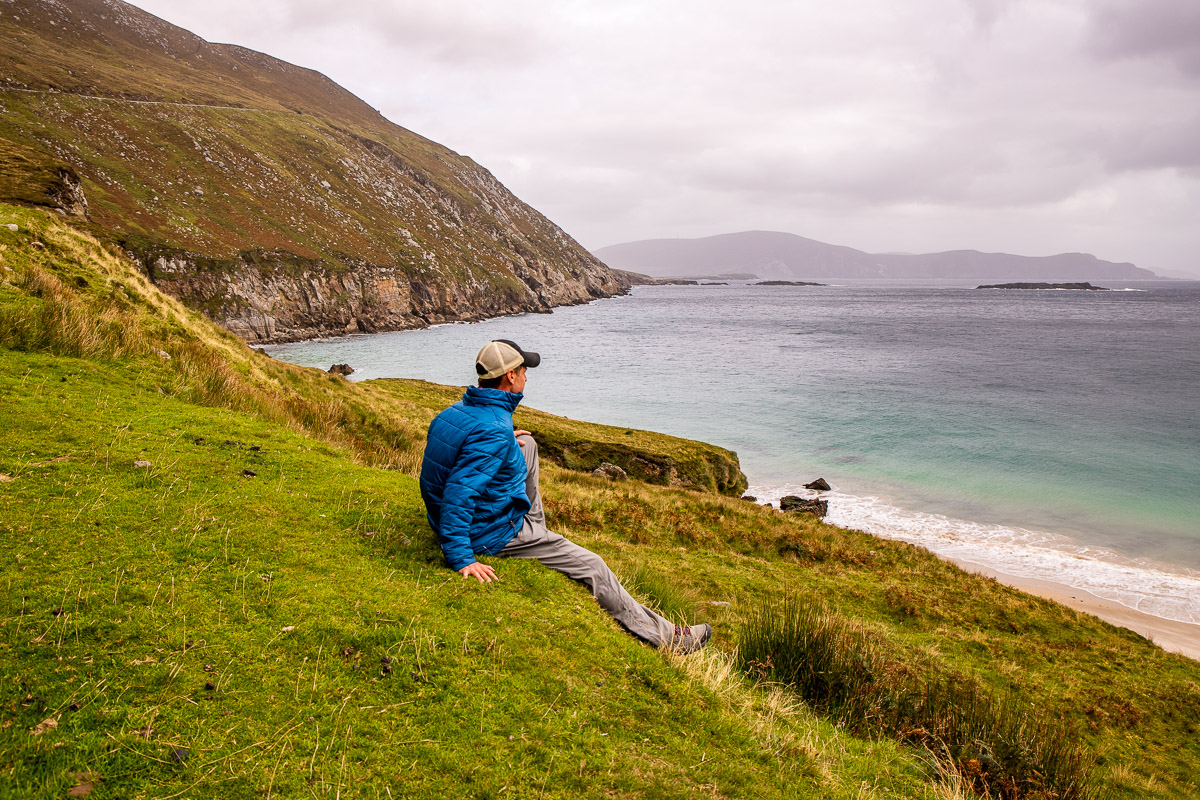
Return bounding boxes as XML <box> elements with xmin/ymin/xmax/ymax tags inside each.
<box><xmin>500</xmin><ymin>435</ymin><xmax>676</xmax><ymax>647</ymax></box>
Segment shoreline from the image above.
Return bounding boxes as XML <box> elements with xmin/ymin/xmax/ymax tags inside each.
<box><xmin>952</xmin><ymin>557</ymin><xmax>1200</xmax><ymax>662</ymax></box>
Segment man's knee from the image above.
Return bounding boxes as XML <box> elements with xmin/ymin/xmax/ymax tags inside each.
<box><xmin>517</xmin><ymin>434</ymin><xmax>539</xmax><ymax>467</ymax></box>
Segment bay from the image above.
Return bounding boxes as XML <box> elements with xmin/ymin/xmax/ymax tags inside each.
<box><xmin>266</xmin><ymin>279</ymin><xmax>1200</xmax><ymax>624</ymax></box>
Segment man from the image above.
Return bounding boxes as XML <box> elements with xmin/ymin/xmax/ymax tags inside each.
<box><xmin>419</xmin><ymin>339</ymin><xmax>711</xmax><ymax>653</ymax></box>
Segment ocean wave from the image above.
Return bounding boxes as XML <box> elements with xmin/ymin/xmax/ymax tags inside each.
<box><xmin>748</xmin><ymin>482</ymin><xmax>1200</xmax><ymax>625</ymax></box>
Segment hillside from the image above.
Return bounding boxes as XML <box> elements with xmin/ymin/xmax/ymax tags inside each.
<box><xmin>595</xmin><ymin>231</ymin><xmax>1159</xmax><ymax>281</ymax></box>
<box><xmin>0</xmin><ymin>0</ymin><xmax>628</xmax><ymax>343</ymax></box>
<box><xmin>4</xmin><ymin>206</ymin><xmax>1200</xmax><ymax>798</ymax></box>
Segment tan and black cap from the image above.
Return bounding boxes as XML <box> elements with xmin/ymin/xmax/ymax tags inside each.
<box><xmin>475</xmin><ymin>339</ymin><xmax>541</xmax><ymax>380</ymax></box>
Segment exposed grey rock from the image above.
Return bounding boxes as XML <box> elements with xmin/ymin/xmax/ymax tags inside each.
<box><xmin>133</xmin><ymin>460</ymin><xmax>153</xmax><ymax>469</ymax></box>
<box><xmin>3</xmin><ymin>224</ymin><xmax>17</xmax><ymax>232</ymax></box>
<box><xmin>804</xmin><ymin>478</ymin><xmax>831</xmax><ymax>491</ymax></box>
<box><xmin>147</xmin><ymin>249</ymin><xmax>628</xmax><ymax>344</ymax></box>
<box><xmin>976</xmin><ymin>282</ymin><xmax>1108</xmax><ymax>290</ymax></box>
<box><xmin>592</xmin><ymin>462</ymin><xmax>628</xmax><ymax>481</ymax></box>
<box><xmin>47</xmin><ymin>168</ymin><xmax>90</xmax><ymax>219</ymax></box>
<box><xmin>780</xmin><ymin>495</ymin><xmax>828</xmax><ymax>517</ymax></box>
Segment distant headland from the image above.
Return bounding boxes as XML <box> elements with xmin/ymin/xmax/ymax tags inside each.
<box><xmin>595</xmin><ymin>231</ymin><xmax>1159</xmax><ymax>282</ymax></box>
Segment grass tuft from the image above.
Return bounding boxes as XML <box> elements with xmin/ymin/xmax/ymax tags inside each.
<box><xmin>738</xmin><ymin>595</ymin><xmax>1105</xmax><ymax>800</ymax></box>
<box><xmin>619</xmin><ymin>563</ymin><xmax>696</xmax><ymax>625</ymax></box>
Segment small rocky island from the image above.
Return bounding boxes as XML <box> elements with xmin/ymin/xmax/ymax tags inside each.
<box><xmin>753</xmin><ymin>280</ymin><xmax>827</xmax><ymax>287</ymax></box>
<box><xmin>976</xmin><ymin>282</ymin><xmax>1109</xmax><ymax>290</ymax></box>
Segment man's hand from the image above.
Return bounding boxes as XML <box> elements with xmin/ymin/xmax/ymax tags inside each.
<box><xmin>459</xmin><ymin>562</ymin><xmax>498</xmax><ymax>583</ymax></box>
<box><xmin>514</xmin><ymin>430</ymin><xmax>531</xmax><ymax>438</ymax></box>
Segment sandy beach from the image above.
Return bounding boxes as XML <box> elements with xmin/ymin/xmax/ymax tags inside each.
<box><xmin>954</xmin><ymin>559</ymin><xmax>1200</xmax><ymax>662</ymax></box>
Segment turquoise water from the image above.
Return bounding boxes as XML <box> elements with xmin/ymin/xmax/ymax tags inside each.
<box><xmin>266</xmin><ymin>280</ymin><xmax>1200</xmax><ymax>622</ymax></box>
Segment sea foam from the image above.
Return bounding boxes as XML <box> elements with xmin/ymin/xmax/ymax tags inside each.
<box><xmin>749</xmin><ymin>483</ymin><xmax>1200</xmax><ymax>625</ymax></box>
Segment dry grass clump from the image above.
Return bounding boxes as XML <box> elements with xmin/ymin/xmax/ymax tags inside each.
<box><xmin>738</xmin><ymin>596</ymin><xmax>1105</xmax><ymax>800</ymax></box>
<box><xmin>0</xmin><ymin>208</ymin><xmax>425</xmax><ymax>473</ymax></box>
<box><xmin>0</xmin><ymin>263</ymin><xmax>149</xmax><ymax>359</ymax></box>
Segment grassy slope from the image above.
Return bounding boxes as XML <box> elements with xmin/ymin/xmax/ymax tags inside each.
<box><xmin>1</xmin><ymin>206</ymin><xmax>1199</xmax><ymax>798</ymax></box>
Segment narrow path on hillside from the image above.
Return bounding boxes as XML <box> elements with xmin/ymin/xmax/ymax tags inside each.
<box><xmin>2</xmin><ymin>86</ymin><xmax>289</xmax><ymax>113</ymax></box>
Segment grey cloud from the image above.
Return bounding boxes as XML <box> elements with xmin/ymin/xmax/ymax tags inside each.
<box><xmin>1101</xmin><ymin>115</ymin><xmax>1200</xmax><ymax>176</ymax></box>
<box><xmin>1087</xmin><ymin>0</ymin><xmax>1200</xmax><ymax>75</ymax></box>
<box><xmin>277</xmin><ymin>0</ymin><xmax>552</xmax><ymax>67</ymax></box>
<box><xmin>960</xmin><ymin>0</ymin><xmax>1015</xmax><ymax>32</ymax></box>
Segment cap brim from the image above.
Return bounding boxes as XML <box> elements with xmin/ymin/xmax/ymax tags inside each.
<box><xmin>523</xmin><ymin>351</ymin><xmax>540</xmax><ymax>369</ymax></box>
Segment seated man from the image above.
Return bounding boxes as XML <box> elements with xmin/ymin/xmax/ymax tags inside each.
<box><xmin>419</xmin><ymin>339</ymin><xmax>711</xmax><ymax>653</ymax></box>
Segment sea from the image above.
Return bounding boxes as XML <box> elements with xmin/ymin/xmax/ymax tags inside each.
<box><xmin>265</xmin><ymin>279</ymin><xmax>1200</xmax><ymax>626</ymax></box>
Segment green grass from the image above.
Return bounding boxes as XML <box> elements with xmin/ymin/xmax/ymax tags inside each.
<box><xmin>738</xmin><ymin>596</ymin><xmax>1103</xmax><ymax>799</ymax></box>
<box><xmin>2</xmin><ymin>207</ymin><xmax>1200</xmax><ymax>798</ymax></box>
<box><xmin>0</xmin><ymin>356</ymin><xmax>923</xmax><ymax>799</ymax></box>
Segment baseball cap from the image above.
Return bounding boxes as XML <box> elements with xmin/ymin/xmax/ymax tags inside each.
<box><xmin>475</xmin><ymin>339</ymin><xmax>541</xmax><ymax>380</ymax></box>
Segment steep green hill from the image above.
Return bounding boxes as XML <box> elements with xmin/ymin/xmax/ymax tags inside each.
<box><xmin>0</xmin><ymin>0</ymin><xmax>628</xmax><ymax>342</ymax></box>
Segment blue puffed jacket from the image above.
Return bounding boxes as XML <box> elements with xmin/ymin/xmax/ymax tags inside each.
<box><xmin>419</xmin><ymin>387</ymin><xmax>530</xmax><ymax>571</ymax></box>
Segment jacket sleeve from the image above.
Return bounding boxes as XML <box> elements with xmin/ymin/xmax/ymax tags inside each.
<box><xmin>436</xmin><ymin>427</ymin><xmax>510</xmax><ymax>571</ymax></box>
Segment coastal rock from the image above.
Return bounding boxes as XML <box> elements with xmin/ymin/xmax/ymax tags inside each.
<box><xmin>592</xmin><ymin>462</ymin><xmax>628</xmax><ymax>481</ymax></box>
<box><xmin>740</xmin><ymin>494</ymin><xmax>758</xmax><ymax>503</ymax></box>
<box><xmin>780</xmin><ymin>495</ymin><xmax>828</xmax><ymax>517</ymax></box>
<box><xmin>976</xmin><ymin>282</ymin><xmax>1108</xmax><ymax>290</ymax></box>
<box><xmin>328</xmin><ymin>363</ymin><xmax>354</xmax><ymax>376</ymax></box>
<box><xmin>804</xmin><ymin>478</ymin><xmax>831</xmax><ymax>491</ymax></box>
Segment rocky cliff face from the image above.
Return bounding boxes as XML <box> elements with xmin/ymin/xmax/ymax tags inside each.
<box><xmin>0</xmin><ymin>0</ymin><xmax>629</xmax><ymax>342</ymax></box>
<box><xmin>149</xmin><ymin>247</ymin><xmax>623</xmax><ymax>343</ymax></box>
<box><xmin>135</xmin><ymin>137</ymin><xmax>628</xmax><ymax>342</ymax></box>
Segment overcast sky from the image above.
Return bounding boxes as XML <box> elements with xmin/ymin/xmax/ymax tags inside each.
<box><xmin>127</xmin><ymin>0</ymin><xmax>1200</xmax><ymax>275</ymax></box>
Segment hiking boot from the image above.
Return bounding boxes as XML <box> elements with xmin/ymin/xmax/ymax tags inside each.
<box><xmin>669</xmin><ymin>623</ymin><xmax>711</xmax><ymax>654</ymax></box>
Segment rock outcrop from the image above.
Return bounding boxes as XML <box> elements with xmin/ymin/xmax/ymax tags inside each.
<box><xmin>780</xmin><ymin>495</ymin><xmax>829</xmax><ymax>517</ymax></box>
<box><xmin>976</xmin><ymin>282</ymin><xmax>1109</xmax><ymax>290</ymax></box>
<box><xmin>592</xmin><ymin>462</ymin><xmax>628</xmax><ymax>481</ymax></box>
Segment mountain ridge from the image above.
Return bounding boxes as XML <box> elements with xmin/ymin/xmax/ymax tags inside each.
<box><xmin>595</xmin><ymin>230</ymin><xmax>1159</xmax><ymax>281</ymax></box>
<box><xmin>0</xmin><ymin>0</ymin><xmax>629</xmax><ymax>342</ymax></box>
